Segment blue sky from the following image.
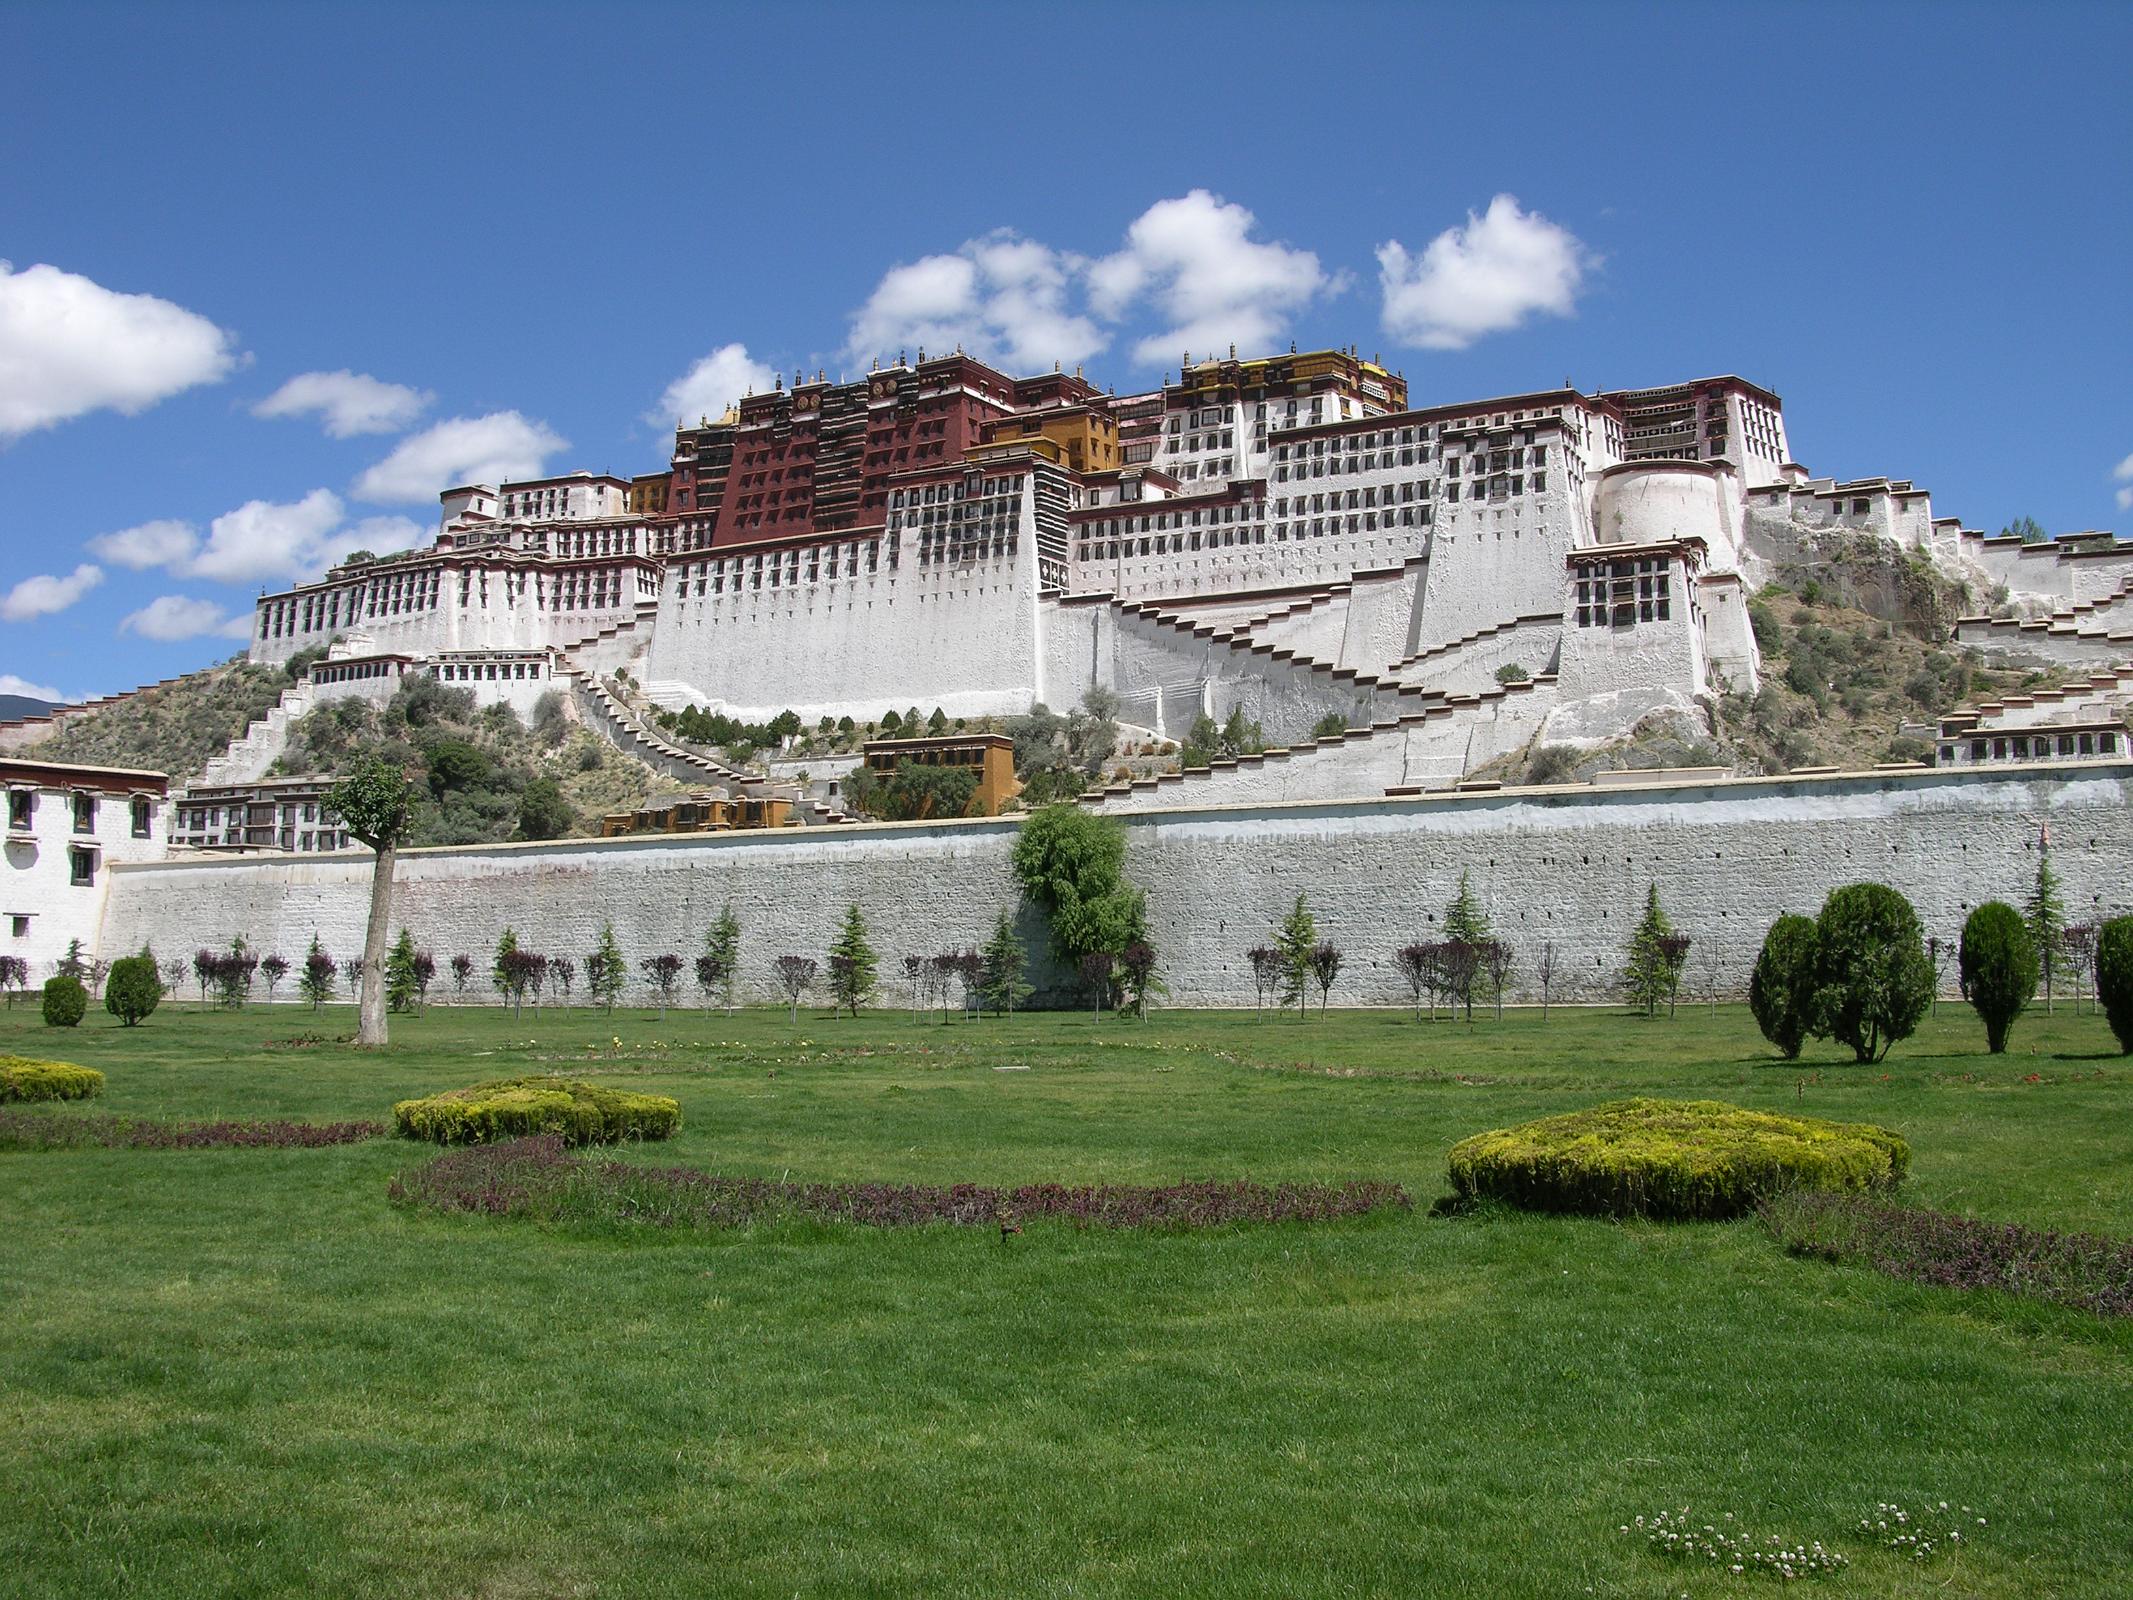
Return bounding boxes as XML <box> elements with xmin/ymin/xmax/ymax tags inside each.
<box><xmin>3</xmin><ymin>0</ymin><xmax>2129</xmax><ymax>703</ymax></box>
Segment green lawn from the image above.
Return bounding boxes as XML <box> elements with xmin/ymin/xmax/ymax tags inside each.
<box><xmin>1</xmin><ymin>997</ymin><xmax>2127</xmax><ymax>1598</ymax></box>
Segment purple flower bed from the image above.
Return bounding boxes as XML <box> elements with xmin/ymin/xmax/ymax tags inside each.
<box><xmin>0</xmin><ymin>1108</ymin><xmax>386</xmax><ymax>1150</ymax></box>
<box><xmin>388</xmin><ymin>1136</ymin><xmax>1412</xmax><ymax>1232</ymax></box>
<box><xmin>1761</xmin><ymin>1190</ymin><xmax>2133</xmax><ymax>1319</ymax></box>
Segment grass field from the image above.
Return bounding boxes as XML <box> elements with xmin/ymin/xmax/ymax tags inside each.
<box><xmin>1</xmin><ymin>995</ymin><xmax>2127</xmax><ymax>1598</ymax></box>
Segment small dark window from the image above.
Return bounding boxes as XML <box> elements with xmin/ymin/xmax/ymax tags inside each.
<box><xmin>9</xmin><ymin>915</ymin><xmax>27</xmax><ymax>938</ymax></box>
<box><xmin>5</xmin><ymin>790</ymin><xmax>29</xmax><ymax>830</ymax></box>
<box><xmin>131</xmin><ymin>798</ymin><xmax>152</xmax><ymax>838</ymax></box>
<box><xmin>72</xmin><ymin>793</ymin><xmax>96</xmax><ymax>833</ymax></box>
<box><xmin>69</xmin><ymin>848</ymin><xmax>95</xmax><ymax>887</ymax></box>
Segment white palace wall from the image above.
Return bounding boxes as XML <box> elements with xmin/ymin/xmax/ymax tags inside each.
<box><xmin>98</xmin><ymin>762</ymin><xmax>2131</xmax><ymax>1009</ymax></box>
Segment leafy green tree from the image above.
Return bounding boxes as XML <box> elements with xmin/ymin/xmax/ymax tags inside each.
<box><xmin>640</xmin><ymin>954</ymin><xmax>683</xmax><ymax>1019</ymax></box>
<box><xmin>515</xmin><ymin>776</ymin><xmax>573</xmax><ymax>840</ymax></box>
<box><xmin>1443</xmin><ymin>871</ymin><xmax>1496</xmax><ymax>1019</ymax></box>
<box><xmin>104</xmin><ymin>955</ymin><xmax>161</xmax><ymax>1027</ymax></box>
<box><xmin>2025</xmin><ymin>837</ymin><xmax>2066</xmax><ymax>1014</ymax></box>
<box><xmin>704</xmin><ymin>905</ymin><xmax>741</xmax><ymax>1013</ymax></box>
<box><xmin>926</xmin><ymin>707</ymin><xmax>949</xmax><ymax>735</ymax></box>
<box><xmin>1118</xmin><ymin>939</ymin><xmax>1163</xmax><ymax>1018</ymax></box>
<box><xmin>1274</xmin><ymin>894</ymin><xmax>1318</xmax><ymax>1020</ymax></box>
<box><xmin>327</xmin><ymin>752</ymin><xmax>416</xmax><ymax>1047</ymax></box>
<box><xmin>1959</xmin><ymin>901</ymin><xmax>2037</xmax><ymax>1054</ymax></box>
<box><xmin>589</xmin><ymin>922</ymin><xmax>627</xmax><ymax>1012</ymax></box>
<box><xmin>42</xmin><ymin>974</ymin><xmax>86</xmax><ymax>1028</ymax></box>
<box><xmin>385</xmin><ymin>928</ymin><xmax>420</xmax><ymax>1014</ymax></box>
<box><xmin>827</xmin><ymin>904</ymin><xmax>878</xmax><ymax>1017</ymax></box>
<box><xmin>2096</xmin><ymin>915</ymin><xmax>2133</xmax><ymax>1054</ymax></box>
<box><xmin>299</xmin><ymin>936</ymin><xmax>336</xmax><ymax>1010</ymax></box>
<box><xmin>1010</xmin><ymin>804</ymin><xmax>1145</xmax><ymax>963</ymax></box>
<box><xmin>2000</xmin><ymin>514</ymin><xmax>2050</xmax><ymax>544</ymax></box>
<box><xmin>848</xmin><ymin>758</ymin><xmax>978</xmax><ymax>821</ymax></box>
<box><xmin>493</xmin><ymin>928</ymin><xmax>521</xmax><ymax>998</ymax></box>
<box><xmin>56</xmin><ymin>940</ymin><xmax>88</xmax><ymax>980</ymax></box>
<box><xmin>1620</xmin><ymin>883</ymin><xmax>1685</xmax><ymax>1018</ymax></box>
<box><xmin>1813</xmin><ymin>882</ymin><xmax>1935</xmax><ymax>1063</ymax></box>
<box><xmin>1749</xmin><ymin>914</ymin><xmax>1821</xmax><ymax>1059</ymax></box>
<box><xmin>979</xmin><ymin>909</ymin><xmax>1031</xmax><ymax>1016</ymax></box>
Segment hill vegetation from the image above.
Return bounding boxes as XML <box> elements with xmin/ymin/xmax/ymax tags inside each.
<box><xmin>274</xmin><ymin>677</ymin><xmax>684</xmax><ymax>845</ymax></box>
<box><xmin>32</xmin><ymin>656</ymin><xmax>297</xmax><ymax>778</ymax></box>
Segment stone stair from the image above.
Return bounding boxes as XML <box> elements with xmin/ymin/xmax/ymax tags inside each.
<box><xmin>194</xmin><ymin>683</ymin><xmax>314</xmax><ymax>784</ymax></box>
<box><xmin>1954</xmin><ymin>576</ymin><xmax>2133</xmax><ymax>666</ymax></box>
<box><xmin>555</xmin><ymin>656</ymin><xmax>854</xmax><ymax>826</ymax></box>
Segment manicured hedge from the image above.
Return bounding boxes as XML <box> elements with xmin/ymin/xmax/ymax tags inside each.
<box><xmin>1446</xmin><ymin>1097</ymin><xmax>1908</xmax><ymax>1220</ymax></box>
<box><xmin>392</xmin><ymin>1076</ymin><xmax>680</xmax><ymax>1146</ymax></box>
<box><xmin>0</xmin><ymin>1109</ymin><xmax>380</xmax><ymax>1149</ymax></box>
<box><xmin>41</xmin><ymin>976</ymin><xmax>86</xmax><ymax>1029</ymax></box>
<box><xmin>0</xmin><ymin>1056</ymin><xmax>105</xmax><ymax>1103</ymax></box>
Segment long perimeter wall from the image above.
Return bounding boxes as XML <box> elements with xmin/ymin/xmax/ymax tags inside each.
<box><xmin>100</xmin><ymin>763</ymin><xmax>2132</xmax><ymax>1008</ymax></box>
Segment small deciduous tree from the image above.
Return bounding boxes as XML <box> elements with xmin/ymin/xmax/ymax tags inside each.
<box><xmin>980</xmin><ymin>910</ymin><xmax>1031</xmax><ymax>1017</ymax></box>
<box><xmin>902</xmin><ymin>953</ymin><xmax>927</xmax><ymax>1015</ymax></box>
<box><xmin>411</xmin><ymin>950</ymin><xmax>436</xmax><ymax>1009</ymax></box>
<box><xmin>0</xmin><ymin>955</ymin><xmax>27</xmax><ymax>1008</ymax></box>
<box><xmin>1078</xmin><ymin>950</ymin><xmax>1114</xmax><ymax>1020</ymax></box>
<box><xmin>1535</xmin><ymin>940</ymin><xmax>1559</xmax><ymax>1019</ymax></box>
<box><xmin>1274</xmin><ymin>895</ymin><xmax>1318</xmax><ymax>1021</ymax></box>
<box><xmin>193</xmin><ymin>947</ymin><xmax>217</xmax><ymax>1008</ymax></box>
<box><xmin>774</xmin><ymin>955</ymin><xmax>816</xmax><ymax>1022</ymax></box>
<box><xmin>827</xmin><ymin>905</ymin><xmax>878</xmax><ymax>1018</ymax></box>
<box><xmin>1394</xmin><ymin>943</ymin><xmax>1431</xmax><ymax>1020</ymax></box>
<box><xmin>497</xmin><ymin>946</ymin><xmax>541</xmax><ymax>1019</ymax></box>
<box><xmin>695</xmin><ymin>949</ymin><xmax>727</xmax><ymax>1010</ymax></box>
<box><xmin>1440</xmin><ymin>939</ymin><xmax>1484</xmax><ymax>1023</ymax></box>
<box><xmin>1959</xmin><ymin>900</ymin><xmax>2037</xmax><ymax>1054</ymax></box>
<box><xmin>1621</xmin><ymin>884</ymin><xmax>1686</xmax><ymax>1019</ymax></box>
<box><xmin>1749</xmin><ymin>914</ymin><xmax>1821</xmax><ymax>1060</ymax></box>
<box><xmin>2060</xmin><ymin>923</ymin><xmax>2098</xmax><ymax>1015</ymax></box>
<box><xmin>300</xmin><ymin>937</ymin><xmax>336</xmax><ymax>1011</ymax></box>
<box><xmin>641</xmin><ymin>954</ymin><xmax>683</xmax><ymax>1019</ymax></box>
<box><xmin>218</xmin><ymin>938</ymin><xmax>258</xmax><ymax>1009</ymax></box>
<box><xmin>1119</xmin><ymin>939</ymin><xmax>1162</xmax><ymax>1018</ymax></box>
<box><xmin>493</xmin><ymin>929</ymin><xmax>520</xmax><ymax>998</ymax></box>
<box><xmin>589</xmin><ymin>922</ymin><xmax>626</xmax><ymax>1013</ymax></box>
<box><xmin>326</xmin><ymin>753</ymin><xmax>416</xmax><ymax>1048</ymax></box>
<box><xmin>260</xmin><ymin>953</ymin><xmax>290</xmax><ymax>1002</ymax></box>
<box><xmin>1814</xmin><ymin>882</ymin><xmax>1934</xmax><ymax>1063</ymax></box>
<box><xmin>449</xmin><ymin>954</ymin><xmax>473</xmax><ymax>995</ymax></box>
<box><xmin>1484</xmin><ymin>939</ymin><xmax>1516</xmax><ymax>1020</ymax></box>
<box><xmin>1307</xmin><ymin>941</ymin><xmax>1342</xmax><ymax>1016</ymax></box>
<box><xmin>548</xmin><ymin>954</ymin><xmax>574</xmax><ymax>1011</ymax></box>
<box><xmin>1247</xmin><ymin>945</ymin><xmax>1283</xmax><ymax>1019</ymax></box>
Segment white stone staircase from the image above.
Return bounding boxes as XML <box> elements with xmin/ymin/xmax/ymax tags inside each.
<box><xmin>1954</xmin><ymin>575</ymin><xmax>2133</xmax><ymax>666</ymax></box>
<box><xmin>195</xmin><ymin>683</ymin><xmax>314</xmax><ymax>784</ymax></box>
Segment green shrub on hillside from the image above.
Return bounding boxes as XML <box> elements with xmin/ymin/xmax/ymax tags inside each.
<box><xmin>41</xmin><ymin>976</ymin><xmax>86</xmax><ymax>1029</ymax></box>
<box><xmin>1446</xmin><ymin>1097</ymin><xmax>1908</xmax><ymax>1220</ymax></box>
<box><xmin>392</xmin><ymin>1076</ymin><xmax>680</xmax><ymax>1146</ymax></box>
<box><xmin>0</xmin><ymin>1056</ymin><xmax>105</xmax><ymax>1102</ymax></box>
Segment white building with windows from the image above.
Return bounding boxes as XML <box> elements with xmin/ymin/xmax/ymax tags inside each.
<box><xmin>2</xmin><ymin>758</ymin><xmax>170</xmax><ymax>980</ymax></box>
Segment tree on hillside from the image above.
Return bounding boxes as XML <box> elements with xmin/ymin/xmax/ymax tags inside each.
<box><xmin>1274</xmin><ymin>895</ymin><xmax>1318</xmax><ymax>1020</ymax></box>
<box><xmin>2025</xmin><ymin>833</ymin><xmax>2066</xmax><ymax>1014</ymax></box>
<box><xmin>979</xmin><ymin>910</ymin><xmax>1031</xmax><ymax>1017</ymax></box>
<box><xmin>827</xmin><ymin>905</ymin><xmax>878</xmax><ymax>1018</ymax></box>
<box><xmin>327</xmin><ymin>753</ymin><xmax>416</xmax><ymax>1048</ymax></box>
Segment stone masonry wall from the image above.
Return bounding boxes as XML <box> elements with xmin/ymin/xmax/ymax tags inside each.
<box><xmin>98</xmin><ymin>762</ymin><xmax>2131</xmax><ymax>1009</ymax></box>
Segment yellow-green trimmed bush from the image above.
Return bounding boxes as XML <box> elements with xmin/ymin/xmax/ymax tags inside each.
<box><xmin>1447</xmin><ymin>1097</ymin><xmax>1907</xmax><ymax>1220</ymax></box>
<box><xmin>393</xmin><ymin>1076</ymin><xmax>679</xmax><ymax>1146</ymax></box>
<box><xmin>0</xmin><ymin>1056</ymin><xmax>106</xmax><ymax>1102</ymax></box>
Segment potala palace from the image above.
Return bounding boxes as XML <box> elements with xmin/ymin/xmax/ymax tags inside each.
<box><xmin>239</xmin><ymin>344</ymin><xmax>2133</xmax><ymax>810</ymax></box>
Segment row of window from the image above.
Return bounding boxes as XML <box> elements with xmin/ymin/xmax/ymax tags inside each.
<box><xmin>7</xmin><ymin>791</ymin><xmax>153</xmax><ymax>837</ymax></box>
<box><xmin>1574</xmin><ymin>559</ymin><xmax>1674</xmax><ymax>628</ymax></box>
<box><xmin>1947</xmin><ymin>730</ymin><xmax>2120</xmax><ymax>763</ymax></box>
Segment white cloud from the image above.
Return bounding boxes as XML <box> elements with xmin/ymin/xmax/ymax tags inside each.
<box><xmin>311</xmin><ymin>514</ymin><xmax>425</xmax><ymax>570</ymax></box>
<box><xmin>1090</xmin><ymin>191</ymin><xmax>1331</xmax><ymax>366</ymax></box>
<box><xmin>0</xmin><ymin>673</ymin><xmax>66</xmax><ymax>703</ymax></box>
<box><xmin>847</xmin><ymin>231</ymin><xmax>1106</xmax><ymax>373</ymax></box>
<box><xmin>1</xmin><ymin>563</ymin><xmax>103</xmax><ymax>622</ymax></box>
<box><xmin>650</xmin><ymin>343</ymin><xmax>778</xmax><ymax>427</ymax></box>
<box><xmin>253</xmin><ymin>369</ymin><xmax>432</xmax><ymax>437</ymax></box>
<box><xmin>119</xmin><ymin>594</ymin><xmax>255</xmax><ymax>643</ymax></box>
<box><xmin>1376</xmin><ymin>195</ymin><xmax>1594</xmax><ymax>351</ymax></box>
<box><xmin>352</xmin><ymin>412</ymin><xmax>566</xmax><ymax>504</ymax></box>
<box><xmin>189</xmin><ymin>489</ymin><xmax>347</xmax><ymax>582</ymax></box>
<box><xmin>88</xmin><ymin>518</ymin><xmax>200</xmax><ymax>571</ymax></box>
<box><xmin>0</xmin><ymin>260</ymin><xmax>238</xmax><ymax>440</ymax></box>
<box><xmin>2114</xmin><ymin>452</ymin><xmax>2133</xmax><ymax>512</ymax></box>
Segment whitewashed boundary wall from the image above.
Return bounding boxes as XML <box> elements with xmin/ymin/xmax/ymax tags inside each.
<box><xmin>99</xmin><ymin>763</ymin><xmax>2131</xmax><ymax>1009</ymax></box>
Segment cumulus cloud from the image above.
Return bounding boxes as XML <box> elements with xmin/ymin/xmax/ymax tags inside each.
<box><xmin>1376</xmin><ymin>195</ymin><xmax>1593</xmax><ymax>351</ymax></box>
<box><xmin>650</xmin><ymin>343</ymin><xmax>778</xmax><ymax>427</ymax></box>
<box><xmin>2114</xmin><ymin>452</ymin><xmax>2133</xmax><ymax>512</ymax></box>
<box><xmin>188</xmin><ymin>489</ymin><xmax>348</xmax><ymax>582</ymax></box>
<box><xmin>0</xmin><ymin>673</ymin><xmax>66</xmax><ymax>703</ymax></box>
<box><xmin>87</xmin><ymin>518</ymin><xmax>200</xmax><ymax>571</ymax></box>
<box><xmin>1089</xmin><ymin>191</ymin><xmax>1331</xmax><ymax>366</ymax></box>
<box><xmin>351</xmin><ymin>412</ymin><xmax>566</xmax><ymax>504</ymax></box>
<box><xmin>0</xmin><ymin>260</ymin><xmax>238</xmax><ymax>440</ymax></box>
<box><xmin>119</xmin><ymin>594</ymin><xmax>256</xmax><ymax>643</ymax></box>
<box><xmin>253</xmin><ymin>369</ymin><xmax>432</xmax><ymax>437</ymax></box>
<box><xmin>846</xmin><ymin>231</ymin><xmax>1106</xmax><ymax>372</ymax></box>
<box><xmin>1</xmin><ymin>563</ymin><xmax>103</xmax><ymax>622</ymax></box>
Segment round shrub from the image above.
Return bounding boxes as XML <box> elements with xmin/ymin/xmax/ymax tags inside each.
<box><xmin>2099</xmin><ymin>915</ymin><xmax>2133</xmax><ymax>1055</ymax></box>
<box><xmin>41</xmin><ymin>975</ymin><xmax>86</xmax><ymax>1029</ymax></box>
<box><xmin>1959</xmin><ymin>901</ymin><xmax>2036</xmax><ymax>1054</ymax></box>
<box><xmin>393</xmin><ymin>1076</ymin><xmax>680</xmax><ymax>1146</ymax></box>
<box><xmin>104</xmin><ymin>955</ymin><xmax>163</xmax><ymax>1028</ymax></box>
<box><xmin>1814</xmin><ymin>882</ymin><xmax>1933</xmax><ymax>1063</ymax></box>
<box><xmin>1749</xmin><ymin>913</ymin><xmax>1821</xmax><ymax>1059</ymax></box>
<box><xmin>0</xmin><ymin>1055</ymin><xmax>105</xmax><ymax>1102</ymax></box>
<box><xmin>1446</xmin><ymin>1097</ymin><xmax>1909</xmax><ymax>1220</ymax></box>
